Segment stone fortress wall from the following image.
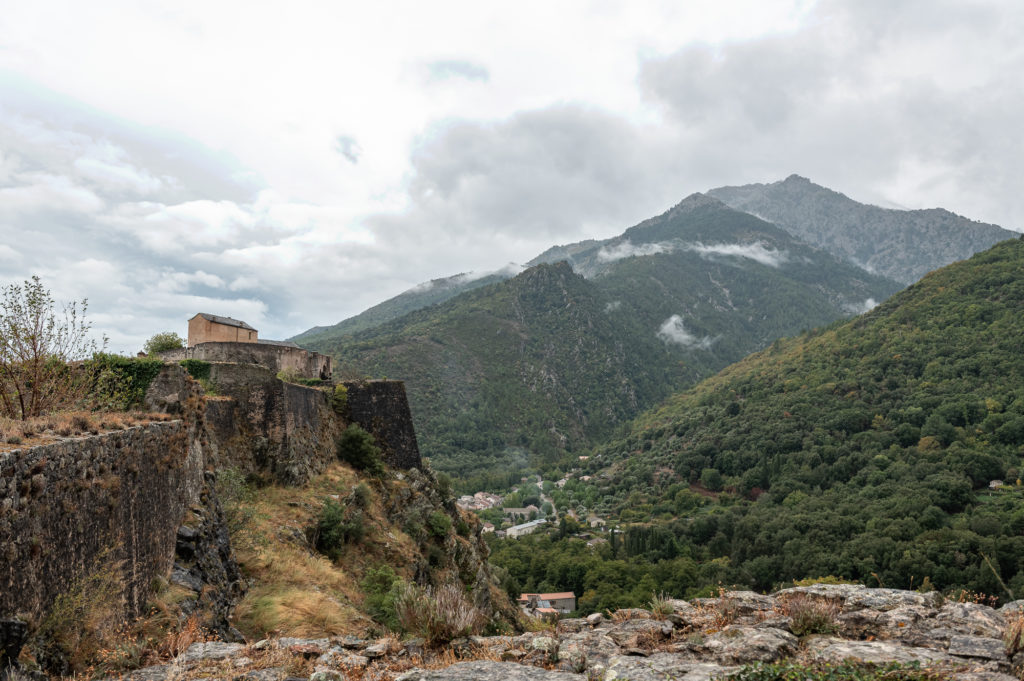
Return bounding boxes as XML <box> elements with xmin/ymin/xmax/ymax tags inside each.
<box><xmin>161</xmin><ymin>341</ymin><xmax>333</xmax><ymax>381</ymax></box>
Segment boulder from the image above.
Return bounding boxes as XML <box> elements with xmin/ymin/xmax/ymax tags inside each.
<box><xmin>700</xmin><ymin>626</ymin><xmax>797</xmax><ymax>664</ymax></box>
<box><xmin>604</xmin><ymin>653</ymin><xmax>738</xmax><ymax>681</ymax></box>
<box><xmin>396</xmin><ymin>661</ymin><xmax>584</xmax><ymax>681</ymax></box>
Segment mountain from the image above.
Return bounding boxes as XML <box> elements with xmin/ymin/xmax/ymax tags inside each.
<box><xmin>576</xmin><ymin>235</ymin><xmax>1024</xmax><ymax>596</ymax></box>
<box><xmin>303</xmin><ymin>195</ymin><xmax>900</xmax><ymax>480</ymax></box>
<box><xmin>708</xmin><ymin>174</ymin><xmax>1016</xmax><ymax>284</ymax></box>
<box><xmin>291</xmin><ymin>265</ymin><xmax>522</xmax><ymax>345</ymax></box>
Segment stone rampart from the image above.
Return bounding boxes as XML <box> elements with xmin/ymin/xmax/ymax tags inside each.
<box><xmin>343</xmin><ymin>380</ymin><xmax>422</xmax><ymax>470</ymax></box>
<box><xmin>161</xmin><ymin>341</ymin><xmax>332</xmax><ymax>381</ymax></box>
<box><xmin>200</xmin><ymin>362</ymin><xmax>344</xmax><ymax>484</ymax></box>
<box><xmin>0</xmin><ymin>420</ymin><xmax>204</xmax><ymax>623</ymax></box>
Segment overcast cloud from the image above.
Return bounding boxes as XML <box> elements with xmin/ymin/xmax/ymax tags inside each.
<box><xmin>0</xmin><ymin>1</ymin><xmax>1021</xmax><ymax>352</ymax></box>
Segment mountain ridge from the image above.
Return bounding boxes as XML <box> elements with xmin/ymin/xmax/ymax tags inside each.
<box><xmin>708</xmin><ymin>174</ymin><xmax>1016</xmax><ymax>284</ymax></box>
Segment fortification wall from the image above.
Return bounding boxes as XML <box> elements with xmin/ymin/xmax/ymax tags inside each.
<box><xmin>161</xmin><ymin>342</ymin><xmax>332</xmax><ymax>381</ymax></box>
<box><xmin>201</xmin><ymin>363</ymin><xmax>344</xmax><ymax>484</ymax></box>
<box><xmin>343</xmin><ymin>380</ymin><xmax>422</xmax><ymax>470</ymax></box>
<box><xmin>0</xmin><ymin>420</ymin><xmax>204</xmax><ymax>623</ymax></box>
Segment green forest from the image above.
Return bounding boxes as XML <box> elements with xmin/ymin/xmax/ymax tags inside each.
<box><xmin>489</xmin><ymin>237</ymin><xmax>1024</xmax><ymax>609</ymax></box>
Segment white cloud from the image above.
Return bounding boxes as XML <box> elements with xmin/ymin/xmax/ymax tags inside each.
<box><xmin>0</xmin><ymin>173</ymin><xmax>104</xmax><ymax>216</ymax></box>
<box><xmin>604</xmin><ymin>301</ymin><xmax>622</xmax><ymax>312</ymax></box>
<box><xmin>844</xmin><ymin>297</ymin><xmax>878</xmax><ymax>315</ymax></box>
<box><xmin>596</xmin><ymin>240</ymin><xmax>673</xmax><ymax>263</ymax></box>
<box><xmin>684</xmin><ymin>242</ymin><xmax>789</xmax><ymax>267</ymax></box>
<box><xmin>657</xmin><ymin>314</ymin><xmax>716</xmax><ymax>350</ymax></box>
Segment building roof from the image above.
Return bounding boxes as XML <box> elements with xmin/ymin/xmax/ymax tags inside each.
<box><xmin>192</xmin><ymin>313</ymin><xmax>257</xmax><ymax>331</ymax></box>
<box><xmin>519</xmin><ymin>592</ymin><xmax>576</xmax><ymax>601</ymax></box>
<box><xmin>257</xmin><ymin>339</ymin><xmax>301</xmax><ymax>348</ymax></box>
<box><xmin>508</xmin><ymin>519</ymin><xmax>547</xmax><ymax>532</ymax></box>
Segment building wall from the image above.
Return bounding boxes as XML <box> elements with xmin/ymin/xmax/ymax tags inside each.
<box><xmin>549</xmin><ymin>597</ymin><xmax>576</xmax><ymax>612</ymax></box>
<box><xmin>161</xmin><ymin>341</ymin><xmax>332</xmax><ymax>381</ymax></box>
<box><xmin>188</xmin><ymin>317</ymin><xmax>257</xmax><ymax>347</ymax></box>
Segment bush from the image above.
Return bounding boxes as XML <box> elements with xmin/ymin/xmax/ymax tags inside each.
<box><xmin>143</xmin><ymin>332</ymin><xmax>184</xmax><ymax>355</ymax></box>
<box><xmin>361</xmin><ymin>566</ymin><xmax>401</xmax><ymax>630</ymax></box>
<box><xmin>337</xmin><ymin>425</ymin><xmax>385</xmax><ymax>476</ymax></box>
<box><xmin>311</xmin><ymin>498</ymin><xmax>366</xmax><ymax>560</ymax></box>
<box><xmin>85</xmin><ymin>354</ymin><xmax>164</xmax><ymax>410</ymax></box>
<box><xmin>393</xmin><ymin>581</ymin><xmax>483</xmax><ymax>645</ymax></box>
<box><xmin>428</xmin><ymin>510</ymin><xmax>452</xmax><ymax>538</ymax></box>
<box><xmin>332</xmin><ymin>385</ymin><xmax>348</xmax><ymax>415</ymax></box>
<box><xmin>351</xmin><ymin>482</ymin><xmax>372</xmax><ymax>509</ymax></box>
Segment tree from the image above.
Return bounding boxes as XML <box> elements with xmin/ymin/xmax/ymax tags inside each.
<box><xmin>144</xmin><ymin>331</ymin><xmax>184</xmax><ymax>355</ymax></box>
<box><xmin>0</xmin><ymin>276</ymin><xmax>102</xmax><ymax>419</ymax></box>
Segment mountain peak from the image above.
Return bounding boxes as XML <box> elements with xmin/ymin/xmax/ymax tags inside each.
<box><xmin>665</xmin><ymin>192</ymin><xmax>723</xmax><ymax>216</ymax></box>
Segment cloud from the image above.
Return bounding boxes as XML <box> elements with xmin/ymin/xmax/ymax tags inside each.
<box><xmin>604</xmin><ymin>301</ymin><xmax>621</xmax><ymax>313</ymax></box>
<box><xmin>424</xmin><ymin>59</ymin><xmax>490</xmax><ymax>82</ymax></box>
<box><xmin>335</xmin><ymin>135</ymin><xmax>361</xmax><ymax>164</ymax></box>
<box><xmin>596</xmin><ymin>240</ymin><xmax>673</xmax><ymax>263</ymax></box>
<box><xmin>635</xmin><ymin>1</ymin><xmax>1024</xmax><ymax>229</ymax></box>
<box><xmin>844</xmin><ymin>297</ymin><xmax>878</xmax><ymax>315</ymax></box>
<box><xmin>379</xmin><ymin>105</ymin><xmax>684</xmax><ymax>244</ymax></box>
<box><xmin>684</xmin><ymin>242</ymin><xmax>788</xmax><ymax>267</ymax></box>
<box><xmin>657</xmin><ymin>315</ymin><xmax>716</xmax><ymax>350</ymax></box>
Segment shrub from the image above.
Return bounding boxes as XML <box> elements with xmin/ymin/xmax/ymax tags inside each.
<box><xmin>332</xmin><ymin>384</ymin><xmax>348</xmax><ymax>415</ymax></box>
<box><xmin>351</xmin><ymin>482</ymin><xmax>372</xmax><ymax>509</ymax></box>
<box><xmin>649</xmin><ymin>591</ymin><xmax>674</xmax><ymax>618</ymax></box>
<box><xmin>143</xmin><ymin>332</ymin><xmax>184</xmax><ymax>355</ymax></box>
<box><xmin>428</xmin><ymin>510</ymin><xmax>452</xmax><ymax>538</ymax></box>
<box><xmin>393</xmin><ymin>581</ymin><xmax>483</xmax><ymax>645</ymax></box>
<box><xmin>337</xmin><ymin>425</ymin><xmax>385</xmax><ymax>476</ymax></box>
<box><xmin>361</xmin><ymin>566</ymin><xmax>401</xmax><ymax>630</ymax></box>
<box><xmin>85</xmin><ymin>354</ymin><xmax>164</xmax><ymax>410</ymax></box>
<box><xmin>311</xmin><ymin>498</ymin><xmax>366</xmax><ymax>560</ymax></box>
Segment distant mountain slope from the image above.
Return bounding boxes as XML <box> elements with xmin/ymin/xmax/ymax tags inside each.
<box><xmin>291</xmin><ymin>266</ymin><xmax>521</xmax><ymax>345</ymax></box>
<box><xmin>709</xmin><ymin>174</ymin><xmax>1016</xmax><ymax>284</ymax></box>
<box><xmin>304</xmin><ymin>195</ymin><xmax>901</xmax><ymax>478</ymax></box>
<box><xmin>584</xmin><ymin>235</ymin><xmax>1024</xmax><ymax>594</ymax></box>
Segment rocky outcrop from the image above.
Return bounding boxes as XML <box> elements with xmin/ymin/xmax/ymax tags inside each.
<box><xmin>169</xmin><ymin>472</ymin><xmax>246</xmax><ymax>643</ymax></box>
<box><xmin>111</xmin><ymin>584</ymin><xmax>1024</xmax><ymax>681</ymax></box>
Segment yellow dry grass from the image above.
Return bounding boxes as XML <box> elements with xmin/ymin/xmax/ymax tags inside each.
<box><xmin>229</xmin><ymin>463</ymin><xmax>423</xmax><ymax>639</ymax></box>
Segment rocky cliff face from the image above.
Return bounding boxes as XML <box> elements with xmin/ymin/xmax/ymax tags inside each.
<box><xmin>709</xmin><ymin>175</ymin><xmax>1017</xmax><ymax>284</ymax></box>
<box><xmin>111</xmin><ymin>584</ymin><xmax>1023</xmax><ymax>681</ymax></box>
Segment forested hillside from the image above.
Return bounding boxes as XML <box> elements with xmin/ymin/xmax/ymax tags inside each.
<box><xmin>305</xmin><ymin>195</ymin><xmax>899</xmax><ymax>479</ymax></box>
<box><xmin>490</xmin><ymin>237</ymin><xmax>1024</xmax><ymax>610</ymax></box>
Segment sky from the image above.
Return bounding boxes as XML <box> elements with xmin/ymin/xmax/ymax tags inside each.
<box><xmin>1</xmin><ymin>0</ymin><xmax>1021</xmax><ymax>352</ymax></box>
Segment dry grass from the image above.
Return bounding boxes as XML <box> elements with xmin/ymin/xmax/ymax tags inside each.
<box><xmin>0</xmin><ymin>410</ymin><xmax>174</xmax><ymax>451</ymax></box>
<box><xmin>690</xmin><ymin>591</ymin><xmax>740</xmax><ymax>631</ymax></box>
<box><xmin>1005</xmin><ymin>612</ymin><xmax>1024</xmax><ymax>658</ymax></box>
<box><xmin>229</xmin><ymin>463</ymin><xmax>428</xmax><ymax>640</ymax></box>
<box><xmin>776</xmin><ymin>593</ymin><xmax>840</xmax><ymax>636</ymax></box>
